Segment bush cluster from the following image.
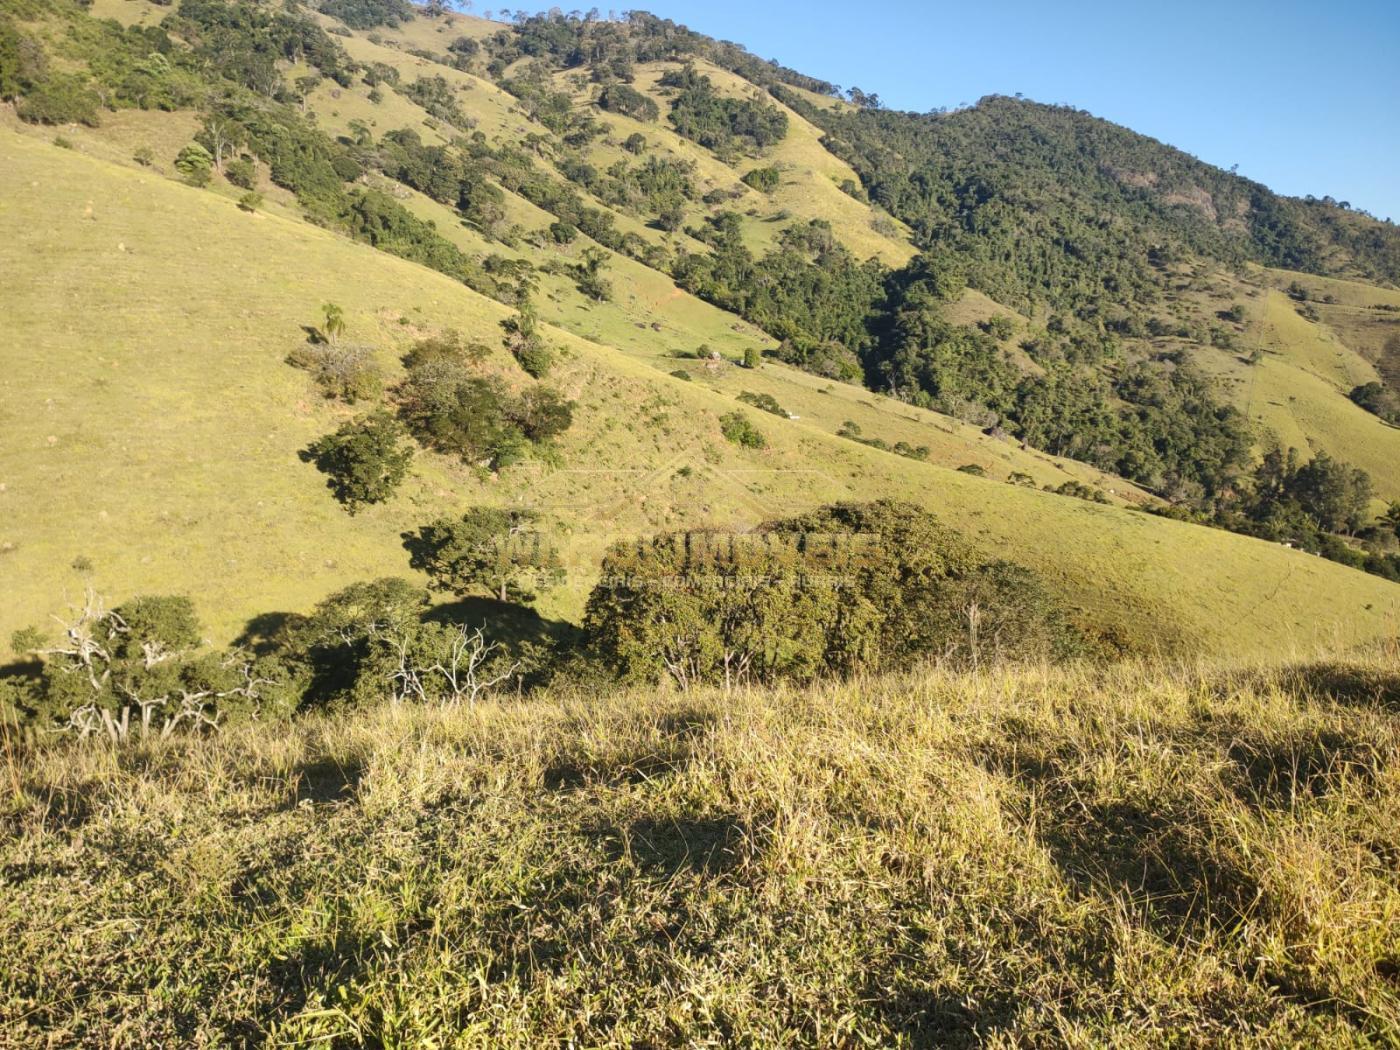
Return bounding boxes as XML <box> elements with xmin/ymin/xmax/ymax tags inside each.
<box><xmin>583</xmin><ymin>500</ymin><xmax>1084</xmax><ymax>687</ymax></box>
<box><xmin>2</xmin><ymin>503</ymin><xmax>1088</xmax><ymax>737</ymax></box>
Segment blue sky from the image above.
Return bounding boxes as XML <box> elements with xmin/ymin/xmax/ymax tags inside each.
<box><xmin>506</xmin><ymin>0</ymin><xmax>1399</xmax><ymax>221</ymax></box>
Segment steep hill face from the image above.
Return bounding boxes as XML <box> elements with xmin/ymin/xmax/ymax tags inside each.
<box><xmin>800</xmin><ymin>94</ymin><xmax>1400</xmax><ymax>306</ymax></box>
<box><xmin>2</xmin><ymin>0</ymin><xmax>1400</xmax><ymax>656</ymax></box>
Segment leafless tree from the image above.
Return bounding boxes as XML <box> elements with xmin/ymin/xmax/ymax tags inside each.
<box><xmin>201</xmin><ymin>114</ymin><xmax>244</xmax><ymax>173</ymax></box>
<box><xmin>36</xmin><ymin>589</ymin><xmax>122</xmax><ymax>694</ymax></box>
<box><xmin>38</xmin><ymin>595</ymin><xmax>271</xmax><ymax>743</ymax></box>
<box><xmin>380</xmin><ymin>624</ymin><xmax>517</xmax><ymax>707</ymax></box>
<box><xmin>431</xmin><ymin>625</ymin><xmax>517</xmax><ymax>707</ymax></box>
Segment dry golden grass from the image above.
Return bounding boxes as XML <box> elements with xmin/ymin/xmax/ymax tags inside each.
<box><xmin>4</xmin><ymin>655</ymin><xmax>1400</xmax><ymax>1046</ymax></box>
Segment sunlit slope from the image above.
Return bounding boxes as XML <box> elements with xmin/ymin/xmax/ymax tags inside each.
<box><xmin>1259</xmin><ymin>265</ymin><xmax>1400</xmax><ymax>382</ymax></box>
<box><xmin>348</xmin><ymin>11</ymin><xmax>915</xmax><ymax>265</ymax></box>
<box><xmin>386</xmin><ymin>177</ymin><xmax>775</xmax><ymax>361</ymax></box>
<box><xmin>625</xmin><ymin>58</ymin><xmax>916</xmax><ymax>264</ymax></box>
<box><xmin>1194</xmin><ymin>276</ymin><xmax>1400</xmax><ymax>499</ymax></box>
<box><xmin>0</xmin><ymin>73</ymin><xmax>1139</xmax><ymax>495</ymax></box>
<box><xmin>387</xmin><ymin>179</ymin><xmax>1129</xmax><ymax>492</ymax></box>
<box><xmin>2</xmin><ymin>132</ymin><xmax>1397</xmax><ymax>658</ymax></box>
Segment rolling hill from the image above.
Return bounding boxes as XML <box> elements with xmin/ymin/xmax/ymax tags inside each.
<box><xmin>6</xmin><ymin>4</ymin><xmax>1400</xmax><ymax>1045</ymax></box>
<box><xmin>1</xmin><ymin>0</ymin><xmax>1399</xmax><ymax>662</ymax></box>
<box><xmin>2</xmin><ymin>125</ymin><xmax>1397</xmax><ymax>659</ymax></box>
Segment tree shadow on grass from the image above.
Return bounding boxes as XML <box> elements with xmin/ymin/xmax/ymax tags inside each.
<box><xmin>862</xmin><ymin>983</ymin><xmax>1028</xmax><ymax>1050</ymax></box>
<box><xmin>1209</xmin><ymin>660</ymin><xmax>1400</xmax><ymax>713</ymax></box>
<box><xmin>542</xmin><ymin>707</ymin><xmax>717</xmax><ymax>790</ymax></box>
<box><xmin>0</xmin><ymin>657</ymin><xmax>41</xmax><ymax>682</ymax></box>
<box><xmin>233</xmin><ymin>611</ymin><xmax>304</xmax><ymax>656</ymax></box>
<box><xmin>1225</xmin><ymin>727</ymin><xmax>1388</xmax><ymax>809</ymax></box>
<box><xmin>9</xmin><ymin>780</ymin><xmax>93</xmax><ymax>835</ymax></box>
<box><xmin>422</xmin><ymin>595</ymin><xmax>578</xmax><ymax>651</ymax></box>
<box><xmin>216</xmin><ymin>928</ymin><xmax>382</xmax><ymax>1047</ymax></box>
<box><xmin>1274</xmin><ymin>661</ymin><xmax>1400</xmax><ymax>711</ymax></box>
<box><xmin>290</xmin><ymin>755</ymin><xmax>365</xmax><ymax>806</ymax></box>
<box><xmin>986</xmin><ymin>750</ymin><xmax>1264</xmax><ymax>943</ymax></box>
<box><xmin>595</xmin><ymin>813</ymin><xmax>755</xmax><ymax>879</ymax></box>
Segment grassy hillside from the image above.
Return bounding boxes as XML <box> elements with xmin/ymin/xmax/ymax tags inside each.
<box><xmin>25</xmin><ymin>0</ymin><xmax>1400</xmax><ymax>520</ymax></box>
<box><xmin>621</xmin><ymin>58</ymin><xmax>915</xmax><ymax>264</ymax></box>
<box><xmin>1176</xmin><ymin>273</ymin><xmax>1400</xmax><ymax>501</ymax></box>
<box><xmin>1259</xmin><ymin>266</ymin><xmax>1400</xmax><ymax>382</ymax></box>
<box><xmin>353</xmin><ymin>9</ymin><xmax>913</xmax><ymax>265</ymax></box>
<box><xmin>3</xmin><ymin>129</ymin><xmax>1400</xmax><ymax>659</ymax></box>
<box><xmin>5</xmin><ymin>656</ymin><xmax>1400</xmax><ymax>1044</ymax></box>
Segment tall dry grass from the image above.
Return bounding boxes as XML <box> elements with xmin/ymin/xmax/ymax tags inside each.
<box><xmin>3</xmin><ymin>655</ymin><xmax>1399</xmax><ymax>1046</ymax></box>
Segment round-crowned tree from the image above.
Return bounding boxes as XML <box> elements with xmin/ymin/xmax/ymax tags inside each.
<box><xmin>304</xmin><ymin>410</ymin><xmax>413</xmax><ymax>513</ymax></box>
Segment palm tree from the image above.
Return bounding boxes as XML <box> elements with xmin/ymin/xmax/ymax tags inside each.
<box><xmin>321</xmin><ymin>302</ymin><xmax>346</xmax><ymax>345</ymax></box>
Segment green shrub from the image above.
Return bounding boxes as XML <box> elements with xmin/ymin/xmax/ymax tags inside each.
<box><xmin>515</xmin><ymin>341</ymin><xmax>555</xmax><ymax>379</ymax></box>
<box><xmin>175</xmin><ymin>142</ymin><xmax>214</xmax><ymax>187</ymax></box>
<box><xmin>225</xmin><ymin>156</ymin><xmax>257</xmax><ymax>189</ymax></box>
<box><xmin>512</xmin><ymin>386</ymin><xmax>574</xmax><ymax>441</ymax></box>
<box><xmin>582</xmin><ymin>500</ymin><xmax>1082</xmax><ymax>687</ymax></box>
<box><xmin>403</xmin><ymin>329</ymin><xmax>490</xmax><ymax>369</ymax></box>
<box><xmin>574</xmin><ymin>247</ymin><xmax>613</xmax><ymax>302</ymax></box>
<box><xmin>660</xmin><ymin>65</ymin><xmax>788</xmax><ymax>155</ymax></box>
<box><xmin>19</xmin><ymin>593</ymin><xmax>294</xmax><ymax>739</ymax></box>
<box><xmin>982</xmin><ymin>314</ymin><xmax>1016</xmax><ymax>339</ymax></box>
<box><xmin>597</xmin><ymin>83</ymin><xmax>658</xmax><ymax>122</ymax></box>
<box><xmin>402</xmin><ymin>74</ymin><xmax>469</xmax><ymax>128</ymax></box>
<box><xmin>398</xmin><ymin>364</ymin><xmax>514</xmax><ymax>466</ymax></box>
<box><xmin>1349</xmin><ymin>381</ymin><xmax>1400</xmax><ymax>425</ymax></box>
<box><xmin>16</xmin><ymin>74</ymin><xmax>101</xmax><ymax>127</ymax></box>
<box><xmin>737</xmin><ymin>391</ymin><xmax>786</xmax><ymax>416</ymax></box>
<box><xmin>237</xmin><ymin>191</ymin><xmax>263</xmax><ymax>212</ymax></box>
<box><xmin>397</xmin><ymin>353</ymin><xmax>574</xmax><ymax>468</ymax></box>
<box><xmin>741</xmin><ymin>165</ymin><xmax>780</xmax><ymax>192</ymax></box>
<box><xmin>1052</xmin><ymin>480</ymin><xmax>1110</xmax><ymax>504</ymax></box>
<box><xmin>304</xmin><ymin>410</ymin><xmax>413</xmax><ymax>513</ymax></box>
<box><xmin>320</xmin><ymin>0</ymin><xmax>414</xmax><ymax>31</ymax></box>
<box><xmin>719</xmin><ymin>410</ymin><xmax>766</xmax><ymax>449</ymax></box>
<box><xmin>501</xmin><ymin>306</ymin><xmax>554</xmax><ymax>376</ymax></box>
<box><xmin>406</xmin><ymin>508</ymin><xmax>562</xmax><ymax>603</ymax></box>
<box><xmin>838</xmin><ymin>177</ymin><xmax>867</xmax><ymax>201</ymax></box>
